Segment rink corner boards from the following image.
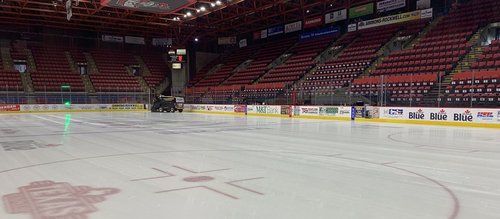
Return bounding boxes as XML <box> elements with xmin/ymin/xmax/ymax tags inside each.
<box><xmin>184</xmin><ymin>104</ymin><xmax>500</xmax><ymax>129</ymax></box>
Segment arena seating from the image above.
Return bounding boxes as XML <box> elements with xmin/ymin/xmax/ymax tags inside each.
<box><xmin>188</xmin><ymin>58</ymin><xmax>221</xmax><ymax>87</ymax></box>
<box><xmin>298</xmin><ymin>25</ymin><xmax>401</xmax><ymax>94</ymax></box>
<box><xmin>224</xmin><ymin>37</ymin><xmax>297</xmax><ymax>85</ymax></box>
<box><xmin>471</xmin><ymin>40</ymin><xmax>500</xmax><ymax>70</ymax></box>
<box><xmin>258</xmin><ymin>35</ymin><xmax>334</xmax><ymax>84</ymax></box>
<box><xmin>445</xmin><ymin>70</ymin><xmax>500</xmax><ymax>103</ymax></box>
<box><xmin>351</xmin><ymin>0</ymin><xmax>497</xmax><ymax>102</ymax></box>
<box><xmin>184</xmin><ymin>86</ymin><xmax>210</xmax><ymax>103</ymax></box>
<box><xmin>140</xmin><ymin>53</ymin><xmax>169</xmax><ymax>89</ymax></box>
<box><xmin>10</xmin><ymin>41</ymin><xmax>27</xmax><ymax>61</ymax></box>
<box><xmin>200</xmin><ymin>85</ymin><xmax>242</xmax><ymax>102</ymax></box>
<box><xmin>352</xmin><ymin>73</ymin><xmax>438</xmax><ymax>101</ymax></box>
<box><xmin>0</xmin><ymin>71</ymin><xmax>23</xmax><ymax>90</ymax></box>
<box><xmin>241</xmin><ymin>82</ymin><xmax>290</xmax><ymax>98</ymax></box>
<box><xmin>30</xmin><ymin>45</ymin><xmax>85</xmax><ymax>91</ymax></box>
<box><xmin>195</xmin><ymin>46</ymin><xmax>255</xmax><ymax>87</ymax></box>
<box><xmin>90</xmin><ymin>49</ymin><xmax>142</xmax><ymax>92</ymax></box>
<box><xmin>69</xmin><ymin>49</ymin><xmax>87</xmax><ymax>63</ymax></box>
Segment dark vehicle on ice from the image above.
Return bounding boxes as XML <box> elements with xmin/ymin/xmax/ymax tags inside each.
<box><xmin>151</xmin><ymin>96</ymin><xmax>184</xmax><ymax>113</ymax></box>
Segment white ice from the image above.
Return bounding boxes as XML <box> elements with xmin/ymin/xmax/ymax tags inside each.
<box><xmin>0</xmin><ymin>112</ymin><xmax>499</xmax><ymax>219</ymax></box>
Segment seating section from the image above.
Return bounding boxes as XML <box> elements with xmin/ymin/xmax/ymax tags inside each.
<box><xmin>224</xmin><ymin>38</ymin><xmax>296</xmax><ymax>85</ymax></box>
<box><xmin>351</xmin><ymin>0</ymin><xmax>497</xmax><ymax>102</ymax></box>
<box><xmin>258</xmin><ymin>36</ymin><xmax>334</xmax><ymax>84</ymax></box>
<box><xmin>372</xmin><ymin>0</ymin><xmax>496</xmax><ymax>77</ymax></box>
<box><xmin>184</xmin><ymin>87</ymin><xmax>210</xmax><ymax>103</ymax></box>
<box><xmin>241</xmin><ymin>82</ymin><xmax>290</xmax><ymax>98</ymax></box>
<box><xmin>195</xmin><ymin>46</ymin><xmax>255</xmax><ymax>87</ymax></box>
<box><xmin>445</xmin><ymin>70</ymin><xmax>500</xmax><ymax>102</ymax></box>
<box><xmin>0</xmin><ymin>70</ymin><xmax>23</xmax><ymax>90</ymax></box>
<box><xmin>188</xmin><ymin>58</ymin><xmax>221</xmax><ymax>87</ymax></box>
<box><xmin>298</xmin><ymin>25</ymin><xmax>400</xmax><ymax>94</ymax></box>
<box><xmin>352</xmin><ymin>73</ymin><xmax>438</xmax><ymax>101</ymax></box>
<box><xmin>10</xmin><ymin>41</ymin><xmax>27</xmax><ymax>61</ymax></box>
<box><xmin>140</xmin><ymin>53</ymin><xmax>169</xmax><ymax>89</ymax></box>
<box><xmin>69</xmin><ymin>49</ymin><xmax>87</xmax><ymax>63</ymax></box>
<box><xmin>90</xmin><ymin>49</ymin><xmax>142</xmax><ymax>91</ymax></box>
<box><xmin>200</xmin><ymin>85</ymin><xmax>242</xmax><ymax>102</ymax></box>
<box><xmin>472</xmin><ymin>40</ymin><xmax>500</xmax><ymax>70</ymax></box>
<box><xmin>30</xmin><ymin>45</ymin><xmax>85</xmax><ymax>91</ymax></box>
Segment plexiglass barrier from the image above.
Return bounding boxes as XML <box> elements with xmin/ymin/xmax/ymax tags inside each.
<box><xmin>183</xmin><ymin>71</ymin><xmax>499</xmax><ymax>108</ymax></box>
<box><xmin>0</xmin><ymin>85</ymin><xmax>152</xmax><ymax>105</ymax></box>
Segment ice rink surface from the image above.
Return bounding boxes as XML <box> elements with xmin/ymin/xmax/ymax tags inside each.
<box><xmin>0</xmin><ymin>112</ymin><xmax>499</xmax><ymax>219</ymax></box>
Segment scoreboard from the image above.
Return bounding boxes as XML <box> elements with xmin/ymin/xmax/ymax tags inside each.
<box><xmin>168</xmin><ymin>49</ymin><xmax>187</xmax><ymax>62</ymax></box>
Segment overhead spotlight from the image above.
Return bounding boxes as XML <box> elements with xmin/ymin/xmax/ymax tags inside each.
<box><xmin>196</xmin><ymin>9</ymin><xmax>200</xmax><ymax>12</ymax></box>
<box><xmin>183</xmin><ymin>14</ymin><xmax>187</xmax><ymax>18</ymax></box>
<box><xmin>330</xmin><ymin>4</ymin><xmax>333</xmax><ymax>7</ymax></box>
<box><xmin>215</xmin><ymin>0</ymin><xmax>222</xmax><ymax>5</ymax></box>
<box><xmin>306</xmin><ymin>9</ymin><xmax>310</xmax><ymax>13</ymax></box>
<box><xmin>200</xmin><ymin>6</ymin><xmax>206</xmax><ymax>11</ymax></box>
<box><xmin>186</xmin><ymin>11</ymin><xmax>192</xmax><ymax>17</ymax></box>
<box><xmin>210</xmin><ymin>2</ymin><xmax>215</xmax><ymax>7</ymax></box>
<box><xmin>194</xmin><ymin>38</ymin><xmax>199</xmax><ymax>42</ymax></box>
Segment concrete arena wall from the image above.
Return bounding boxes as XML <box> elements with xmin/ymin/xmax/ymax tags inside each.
<box><xmin>184</xmin><ymin>104</ymin><xmax>500</xmax><ymax>128</ymax></box>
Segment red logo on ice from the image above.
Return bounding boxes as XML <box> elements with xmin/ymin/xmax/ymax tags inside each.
<box><xmin>2</xmin><ymin>180</ymin><xmax>119</xmax><ymax>219</ymax></box>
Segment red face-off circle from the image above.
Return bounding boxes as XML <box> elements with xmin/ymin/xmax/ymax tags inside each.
<box><xmin>182</xmin><ymin>176</ymin><xmax>214</xmax><ymax>182</ymax></box>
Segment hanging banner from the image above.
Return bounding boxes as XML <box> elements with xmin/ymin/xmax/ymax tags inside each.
<box><xmin>239</xmin><ymin>39</ymin><xmax>247</xmax><ymax>48</ymax></box>
<box><xmin>261</xmin><ymin>29</ymin><xmax>268</xmax><ymax>39</ymax></box>
<box><xmin>325</xmin><ymin>9</ymin><xmax>347</xmax><ymax>24</ymax></box>
<box><xmin>284</xmin><ymin>21</ymin><xmax>302</xmax><ymax>33</ymax></box>
<box><xmin>304</xmin><ymin>15</ymin><xmax>324</xmax><ymax>29</ymax></box>
<box><xmin>268</xmin><ymin>25</ymin><xmax>284</xmax><ymax>36</ymax></box>
<box><xmin>101</xmin><ymin>35</ymin><xmax>123</xmax><ymax>43</ymax></box>
<box><xmin>253</xmin><ymin>31</ymin><xmax>261</xmax><ymax>40</ymax></box>
<box><xmin>300</xmin><ymin>26</ymin><xmax>340</xmax><ymax>40</ymax></box>
<box><xmin>348</xmin><ymin>23</ymin><xmax>357</xmax><ymax>32</ymax></box>
<box><xmin>125</xmin><ymin>36</ymin><xmax>145</xmax><ymax>45</ymax></box>
<box><xmin>349</xmin><ymin>3</ymin><xmax>374</xmax><ymax>18</ymax></box>
<box><xmin>152</xmin><ymin>38</ymin><xmax>172</xmax><ymax>46</ymax></box>
<box><xmin>420</xmin><ymin>8</ymin><xmax>433</xmax><ymax>19</ymax></box>
<box><xmin>377</xmin><ymin>0</ymin><xmax>406</xmax><ymax>13</ymax></box>
<box><xmin>218</xmin><ymin>36</ymin><xmax>237</xmax><ymax>45</ymax></box>
<box><xmin>417</xmin><ymin>0</ymin><xmax>431</xmax><ymax>9</ymax></box>
<box><xmin>357</xmin><ymin>9</ymin><xmax>431</xmax><ymax>30</ymax></box>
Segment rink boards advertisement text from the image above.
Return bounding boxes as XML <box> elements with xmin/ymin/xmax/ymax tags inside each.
<box><xmin>183</xmin><ymin>104</ymin><xmax>500</xmax><ymax>128</ymax></box>
<box><xmin>377</xmin><ymin>107</ymin><xmax>499</xmax><ymax>123</ymax></box>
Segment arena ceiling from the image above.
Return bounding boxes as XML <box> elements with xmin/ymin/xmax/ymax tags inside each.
<box><xmin>0</xmin><ymin>0</ymin><xmax>372</xmax><ymax>44</ymax></box>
